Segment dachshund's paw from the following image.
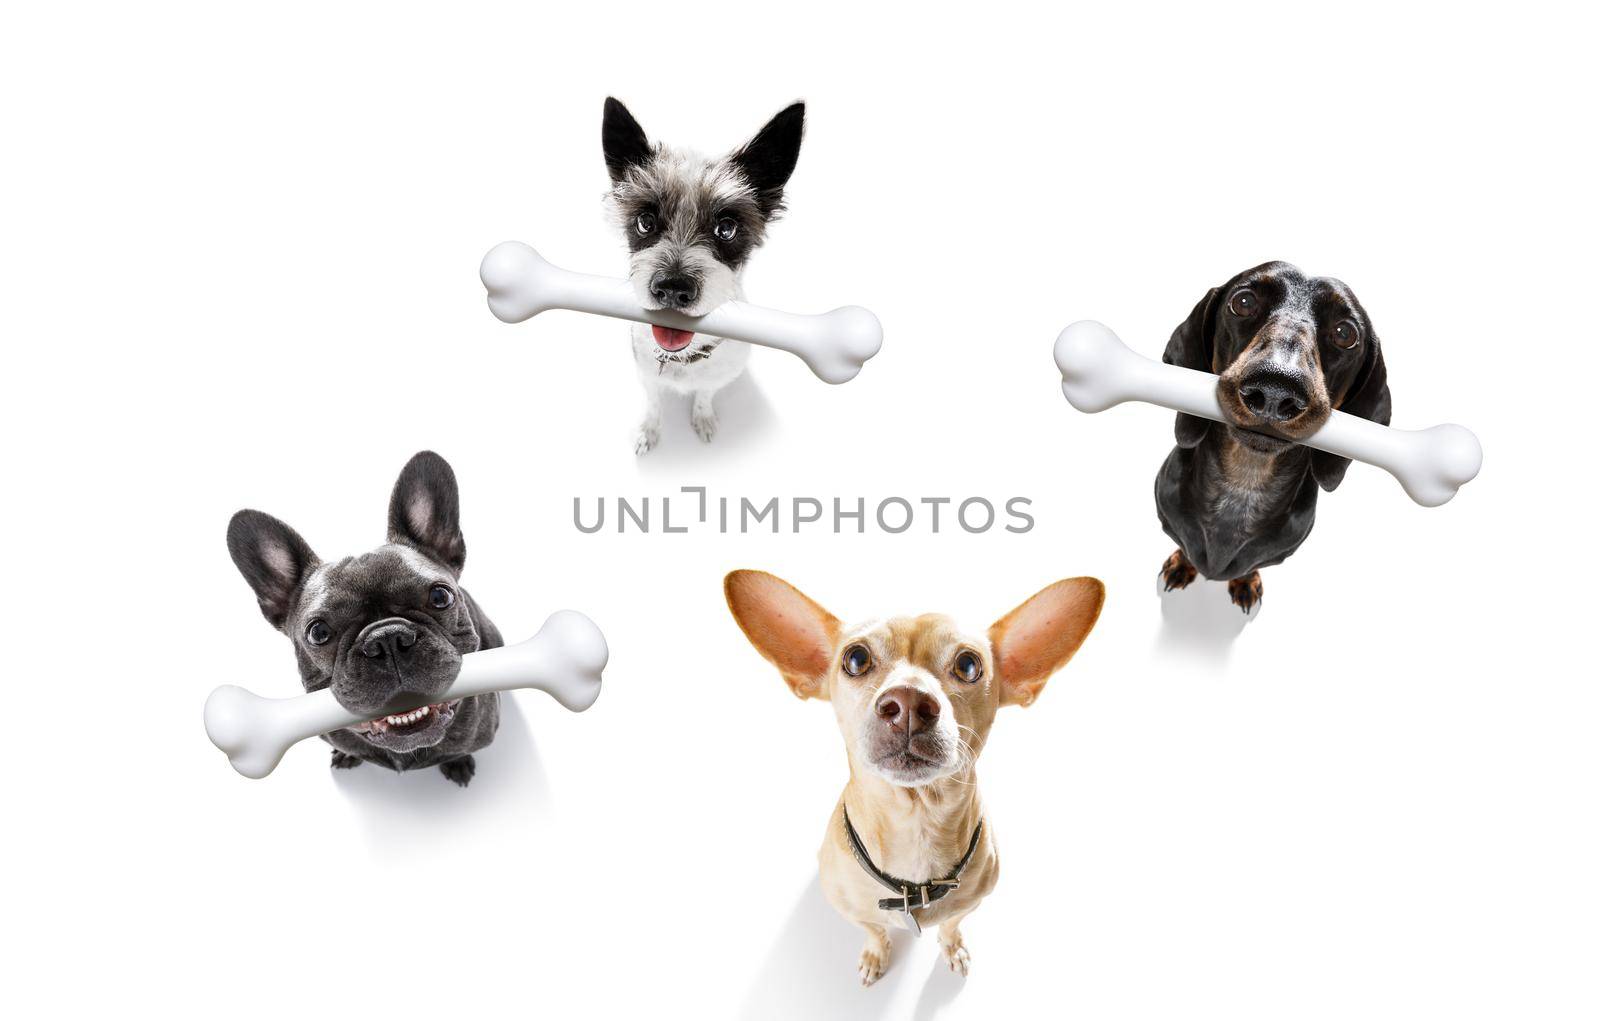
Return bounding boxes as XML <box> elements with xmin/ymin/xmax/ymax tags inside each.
<box><xmin>330</xmin><ymin>750</ymin><xmax>363</xmax><ymax>770</ymax></box>
<box><xmin>1160</xmin><ymin>549</ymin><xmax>1198</xmax><ymax>591</ymax></box>
<box><xmin>1228</xmin><ymin>572</ymin><xmax>1263</xmax><ymax>614</ymax></box>
<box><xmin>439</xmin><ymin>756</ymin><xmax>476</xmax><ymax>787</ymax></box>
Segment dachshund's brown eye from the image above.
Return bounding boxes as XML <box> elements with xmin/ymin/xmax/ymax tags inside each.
<box><xmin>952</xmin><ymin>650</ymin><xmax>983</xmax><ymax>684</ymax></box>
<box><xmin>1228</xmin><ymin>289</ymin><xmax>1259</xmax><ymax>317</ymax></box>
<box><xmin>1331</xmin><ymin>319</ymin><xmax>1361</xmax><ymax>349</ymax></box>
<box><xmin>842</xmin><ymin>644</ymin><xmax>872</xmax><ymax>677</ymax></box>
<box><xmin>306</xmin><ymin>620</ymin><xmax>332</xmax><ymax>646</ymax></box>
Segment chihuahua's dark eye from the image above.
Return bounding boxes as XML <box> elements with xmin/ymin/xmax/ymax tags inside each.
<box><xmin>635</xmin><ymin>211</ymin><xmax>657</xmax><ymax>236</ymax></box>
<box><xmin>1330</xmin><ymin>319</ymin><xmax>1362</xmax><ymax>349</ymax></box>
<box><xmin>713</xmin><ymin>216</ymin><xmax>738</xmax><ymax>242</ymax></box>
<box><xmin>842</xmin><ymin>644</ymin><xmax>872</xmax><ymax>677</ymax></box>
<box><xmin>953</xmin><ymin>650</ymin><xmax>983</xmax><ymax>684</ymax></box>
<box><xmin>429</xmin><ymin>585</ymin><xmax>455</xmax><ymax>610</ymax></box>
<box><xmin>1228</xmin><ymin>289</ymin><xmax>1259</xmax><ymax>317</ymax></box>
<box><xmin>305</xmin><ymin>620</ymin><xmax>332</xmax><ymax>646</ymax></box>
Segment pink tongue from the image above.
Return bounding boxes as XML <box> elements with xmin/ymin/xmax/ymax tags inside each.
<box><xmin>651</xmin><ymin>325</ymin><xmax>695</xmax><ymax>352</ymax></box>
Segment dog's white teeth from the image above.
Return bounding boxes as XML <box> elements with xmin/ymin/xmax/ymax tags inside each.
<box><xmin>381</xmin><ymin>705</ymin><xmax>431</xmax><ymax>727</ymax></box>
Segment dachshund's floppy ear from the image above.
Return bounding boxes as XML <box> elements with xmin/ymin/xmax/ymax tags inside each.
<box><xmin>1162</xmin><ymin>287</ymin><xmax>1219</xmax><ymax>448</ymax></box>
<box><xmin>1312</xmin><ymin>338</ymin><xmax>1392</xmax><ymax>491</ymax></box>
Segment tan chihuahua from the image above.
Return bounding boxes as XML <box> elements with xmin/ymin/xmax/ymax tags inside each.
<box><xmin>725</xmin><ymin>570</ymin><xmax>1105</xmax><ymax>985</ymax></box>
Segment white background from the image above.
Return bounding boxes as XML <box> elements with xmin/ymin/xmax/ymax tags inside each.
<box><xmin>4</xmin><ymin>2</ymin><xmax>1596</xmax><ymax>1017</ymax></box>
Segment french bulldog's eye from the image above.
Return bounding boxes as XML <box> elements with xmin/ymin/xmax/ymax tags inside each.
<box><xmin>952</xmin><ymin>650</ymin><xmax>983</xmax><ymax>684</ymax></box>
<box><xmin>635</xmin><ymin>211</ymin><xmax>657</xmax><ymax>236</ymax></box>
<box><xmin>713</xmin><ymin>216</ymin><xmax>738</xmax><ymax>242</ymax></box>
<box><xmin>842</xmin><ymin>644</ymin><xmax>872</xmax><ymax>677</ymax></box>
<box><xmin>428</xmin><ymin>585</ymin><xmax>455</xmax><ymax>610</ymax></box>
<box><xmin>305</xmin><ymin>620</ymin><xmax>332</xmax><ymax>646</ymax></box>
<box><xmin>1330</xmin><ymin>319</ymin><xmax>1362</xmax><ymax>349</ymax></box>
<box><xmin>1227</xmin><ymin>289</ymin><xmax>1259</xmax><ymax>317</ymax></box>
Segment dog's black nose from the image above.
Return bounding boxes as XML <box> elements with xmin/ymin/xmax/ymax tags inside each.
<box><xmin>875</xmin><ymin>686</ymin><xmax>941</xmax><ymax>736</ymax></box>
<box><xmin>649</xmin><ymin>272</ymin><xmax>700</xmax><ymax>310</ymax></box>
<box><xmin>1239</xmin><ymin>374</ymin><xmax>1309</xmax><ymax>423</ymax></box>
<box><xmin>358</xmin><ymin>619</ymin><xmax>419</xmax><ymax>660</ymax></box>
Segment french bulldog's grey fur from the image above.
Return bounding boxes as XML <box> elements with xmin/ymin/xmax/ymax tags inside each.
<box><xmin>226</xmin><ymin>451</ymin><xmax>501</xmax><ymax>786</ymax></box>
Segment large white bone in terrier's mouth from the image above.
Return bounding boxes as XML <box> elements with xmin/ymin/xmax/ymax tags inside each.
<box><xmin>479</xmin><ymin>241</ymin><xmax>883</xmax><ymax>384</ymax></box>
<box><xmin>651</xmin><ymin>325</ymin><xmax>695</xmax><ymax>352</ymax></box>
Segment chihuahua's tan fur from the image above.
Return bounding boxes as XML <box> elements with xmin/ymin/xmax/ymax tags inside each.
<box><xmin>725</xmin><ymin>571</ymin><xmax>1105</xmax><ymax>985</ymax></box>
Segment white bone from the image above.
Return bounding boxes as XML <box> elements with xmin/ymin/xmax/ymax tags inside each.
<box><xmin>479</xmin><ymin>240</ymin><xmax>883</xmax><ymax>385</ymax></box>
<box><xmin>204</xmin><ymin>610</ymin><xmax>607</xmax><ymax>779</ymax></box>
<box><xmin>1054</xmin><ymin>320</ymin><xmax>1483</xmax><ymax>508</ymax></box>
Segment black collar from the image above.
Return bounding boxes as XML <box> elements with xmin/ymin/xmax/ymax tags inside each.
<box><xmin>843</xmin><ymin>805</ymin><xmax>984</xmax><ymax>918</ymax></box>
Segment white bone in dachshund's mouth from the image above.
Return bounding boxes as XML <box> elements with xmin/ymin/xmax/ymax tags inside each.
<box><xmin>350</xmin><ymin>699</ymin><xmax>462</xmax><ymax>734</ymax></box>
<box><xmin>651</xmin><ymin>325</ymin><xmax>695</xmax><ymax>352</ymax></box>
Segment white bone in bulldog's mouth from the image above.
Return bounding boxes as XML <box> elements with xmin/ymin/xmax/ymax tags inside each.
<box><xmin>352</xmin><ymin>699</ymin><xmax>460</xmax><ymax>734</ymax></box>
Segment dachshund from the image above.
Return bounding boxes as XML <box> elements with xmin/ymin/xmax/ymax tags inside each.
<box><xmin>1155</xmin><ymin>261</ymin><xmax>1392</xmax><ymax>612</ymax></box>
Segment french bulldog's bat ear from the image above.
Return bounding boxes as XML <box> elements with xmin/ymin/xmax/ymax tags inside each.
<box><xmin>227</xmin><ymin>510</ymin><xmax>320</xmax><ymax>631</ymax></box>
<box><xmin>387</xmin><ymin>451</ymin><xmax>467</xmax><ymax>574</ymax></box>
<box><xmin>1314</xmin><ymin>335</ymin><xmax>1392</xmax><ymax>492</ymax></box>
<box><xmin>1163</xmin><ymin>287</ymin><xmax>1220</xmax><ymax>449</ymax></box>
<box><xmin>988</xmin><ymin>577</ymin><xmax>1105</xmax><ymax>708</ymax></box>
<box><xmin>724</xmin><ymin>569</ymin><xmax>840</xmax><ymax>701</ymax></box>
<box><xmin>602</xmin><ymin>97</ymin><xmax>653</xmax><ymax>184</ymax></box>
<box><xmin>732</xmin><ymin>101</ymin><xmax>805</xmax><ymax>216</ymax></box>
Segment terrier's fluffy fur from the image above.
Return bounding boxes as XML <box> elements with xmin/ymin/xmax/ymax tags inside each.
<box><xmin>601</xmin><ymin>97</ymin><xmax>805</xmax><ymax>453</ymax></box>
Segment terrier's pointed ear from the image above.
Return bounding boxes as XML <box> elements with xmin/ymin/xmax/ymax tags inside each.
<box><xmin>731</xmin><ymin>101</ymin><xmax>805</xmax><ymax>216</ymax></box>
<box><xmin>227</xmin><ymin>510</ymin><xmax>319</xmax><ymax>631</ymax></box>
<box><xmin>387</xmin><ymin>451</ymin><xmax>466</xmax><ymax>574</ymax></box>
<box><xmin>724</xmin><ymin>569</ymin><xmax>840</xmax><ymax>701</ymax></box>
<box><xmin>602</xmin><ymin>97</ymin><xmax>653</xmax><ymax>183</ymax></box>
<box><xmin>989</xmin><ymin>577</ymin><xmax>1105</xmax><ymax>707</ymax></box>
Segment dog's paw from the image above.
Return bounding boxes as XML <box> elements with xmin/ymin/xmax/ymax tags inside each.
<box><xmin>1228</xmin><ymin>572</ymin><xmax>1263</xmax><ymax>614</ymax></box>
<box><xmin>439</xmin><ymin>756</ymin><xmax>476</xmax><ymax>787</ymax></box>
<box><xmin>1160</xmin><ymin>548</ymin><xmax>1198</xmax><ymax>591</ymax></box>
<box><xmin>858</xmin><ymin>947</ymin><xmax>886</xmax><ymax>987</ymax></box>
<box><xmin>690</xmin><ymin>403</ymin><xmax>718</xmax><ymax>443</ymax></box>
<box><xmin>943</xmin><ymin>941</ymin><xmax>971</xmax><ymax>977</ymax></box>
<box><xmin>633</xmin><ymin>422</ymin><xmax>660</xmax><ymax>456</ymax></box>
<box><xmin>330</xmin><ymin>750</ymin><xmax>363</xmax><ymax>770</ymax></box>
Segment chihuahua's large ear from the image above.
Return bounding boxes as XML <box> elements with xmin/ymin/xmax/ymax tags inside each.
<box><xmin>227</xmin><ymin>510</ymin><xmax>320</xmax><ymax>631</ymax></box>
<box><xmin>602</xmin><ymin>97</ymin><xmax>653</xmax><ymax>184</ymax></box>
<box><xmin>731</xmin><ymin>101</ymin><xmax>805</xmax><ymax>216</ymax></box>
<box><xmin>1313</xmin><ymin>337</ymin><xmax>1392</xmax><ymax>492</ymax></box>
<box><xmin>724</xmin><ymin>570</ymin><xmax>840</xmax><ymax>701</ymax></box>
<box><xmin>1162</xmin><ymin>287</ymin><xmax>1220</xmax><ymax>449</ymax></box>
<box><xmin>988</xmin><ymin>577</ymin><xmax>1105</xmax><ymax>708</ymax></box>
<box><xmin>387</xmin><ymin>451</ymin><xmax>467</xmax><ymax>574</ymax></box>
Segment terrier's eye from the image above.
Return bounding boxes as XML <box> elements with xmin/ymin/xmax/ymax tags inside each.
<box><xmin>305</xmin><ymin>620</ymin><xmax>332</xmax><ymax>646</ymax></box>
<box><xmin>1227</xmin><ymin>289</ymin><xmax>1259</xmax><ymax>317</ymax></box>
<box><xmin>635</xmin><ymin>211</ymin><xmax>657</xmax><ymax>236</ymax></box>
<box><xmin>842</xmin><ymin>644</ymin><xmax>872</xmax><ymax>677</ymax></box>
<box><xmin>713</xmin><ymin>216</ymin><xmax>738</xmax><ymax>242</ymax></box>
<box><xmin>1330</xmin><ymin>319</ymin><xmax>1362</xmax><ymax>349</ymax></box>
<box><xmin>429</xmin><ymin>585</ymin><xmax>456</xmax><ymax>610</ymax></box>
<box><xmin>952</xmin><ymin>650</ymin><xmax>983</xmax><ymax>684</ymax></box>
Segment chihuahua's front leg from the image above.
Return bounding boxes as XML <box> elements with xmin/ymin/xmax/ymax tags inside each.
<box><xmin>857</xmin><ymin>923</ymin><xmax>891</xmax><ymax>987</ymax></box>
<box><xmin>938</xmin><ymin>912</ymin><xmax>973</xmax><ymax>977</ymax></box>
<box><xmin>634</xmin><ymin>376</ymin><xmax>663</xmax><ymax>455</ymax></box>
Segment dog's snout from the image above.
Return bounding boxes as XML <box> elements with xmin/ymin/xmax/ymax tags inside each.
<box><xmin>875</xmin><ymin>686</ymin><xmax>941</xmax><ymax>735</ymax></box>
<box><xmin>358</xmin><ymin>619</ymin><xmax>419</xmax><ymax>660</ymax></box>
<box><xmin>1239</xmin><ymin>373</ymin><xmax>1309</xmax><ymax>423</ymax></box>
<box><xmin>649</xmin><ymin>271</ymin><xmax>700</xmax><ymax>310</ymax></box>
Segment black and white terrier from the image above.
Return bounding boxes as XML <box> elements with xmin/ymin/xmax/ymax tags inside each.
<box><xmin>601</xmin><ymin>97</ymin><xmax>806</xmax><ymax>454</ymax></box>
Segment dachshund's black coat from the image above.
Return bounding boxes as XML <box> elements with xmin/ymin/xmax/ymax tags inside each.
<box><xmin>1154</xmin><ymin>262</ymin><xmax>1392</xmax><ymax>611</ymax></box>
